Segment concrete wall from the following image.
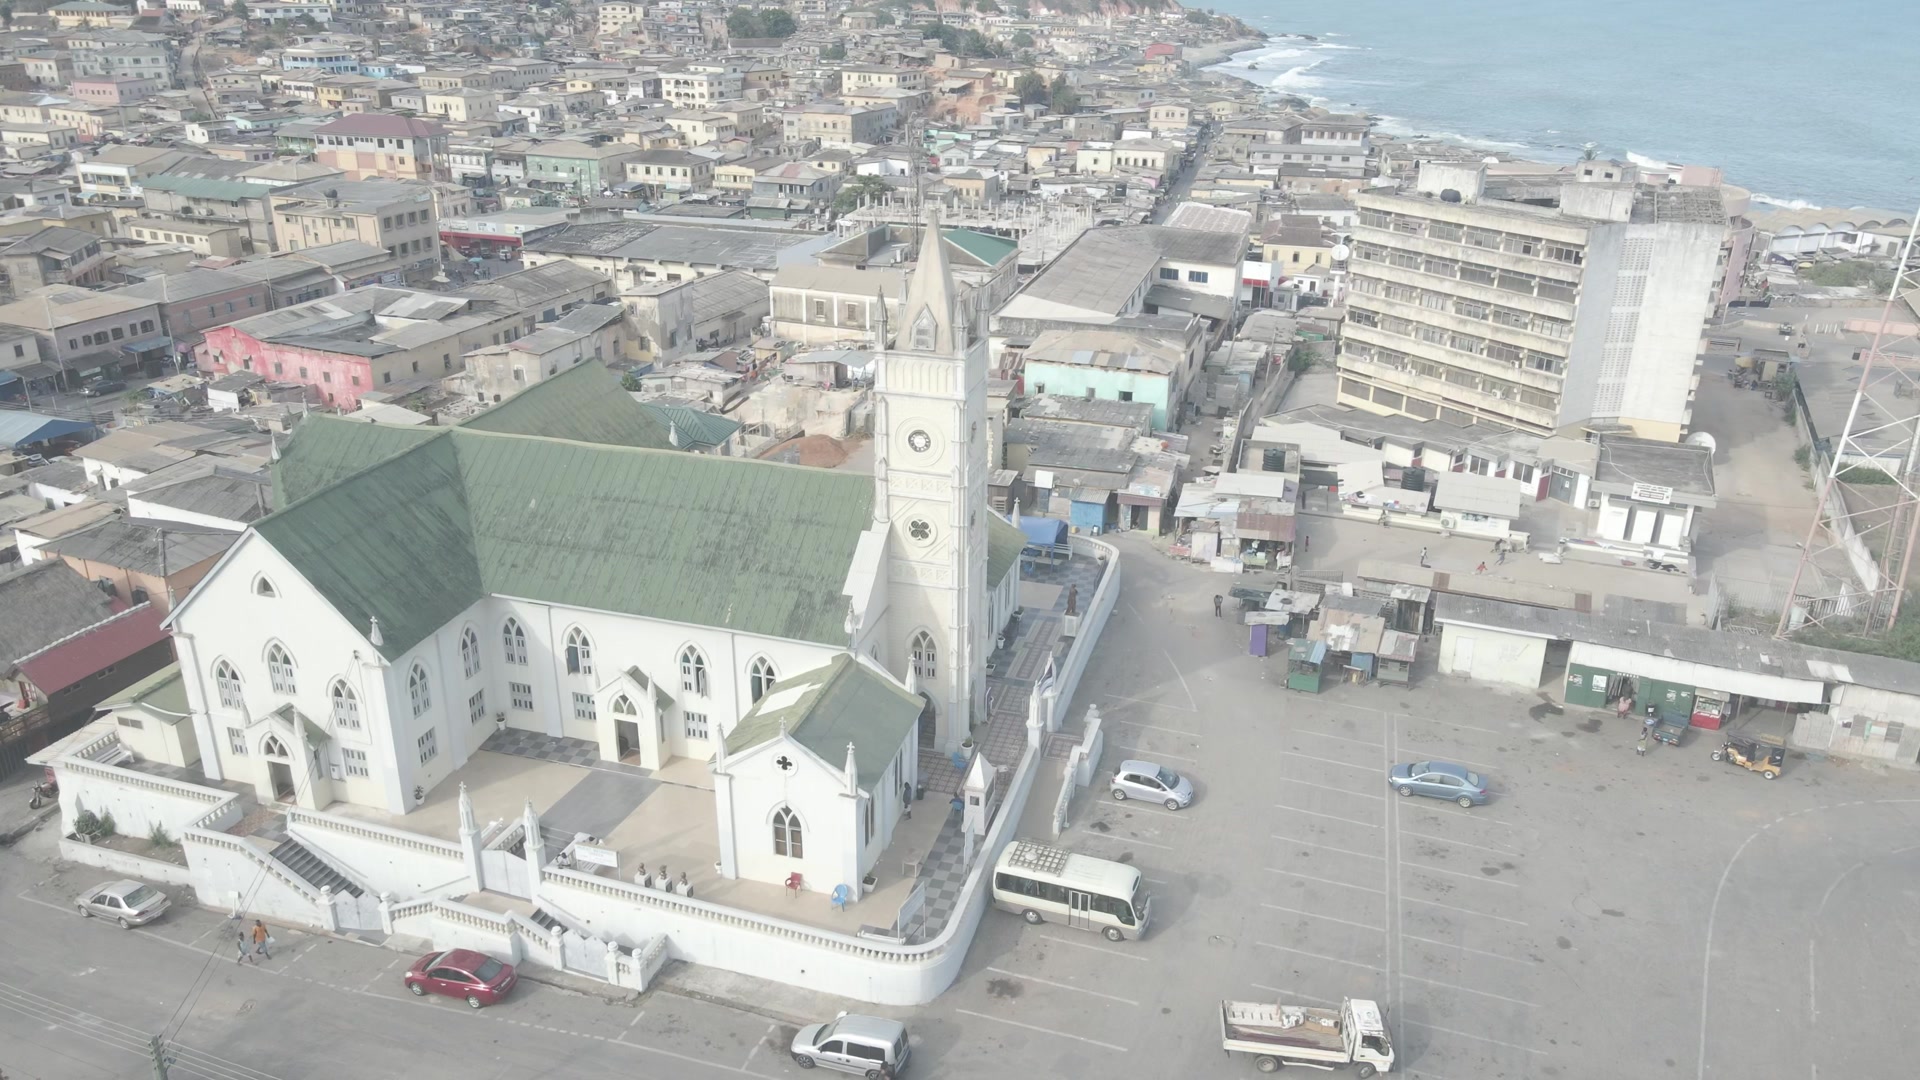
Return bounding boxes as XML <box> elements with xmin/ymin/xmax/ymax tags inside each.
<box><xmin>59</xmin><ymin>837</ymin><xmax>197</xmax><ymax>887</ymax></box>
<box><xmin>286</xmin><ymin>809</ymin><xmax>473</xmax><ymax>899</ymax></box>
<box><xmin>535</xmin><ymin>738</ymin><xmax>1043</xmax><ymax>1005</ymax></box>
<box><xmin>56</xmin><ymin>756</ymin><xmax>239</xmax><ymax>840</ymax></box>
<box><xmin>1437</xmin><ymin>624</ymin><xmax>1548</xmax><ymax>689</ymax></box>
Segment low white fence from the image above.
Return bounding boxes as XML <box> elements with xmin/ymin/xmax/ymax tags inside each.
<box><xmin>385</xmin><ymin>896</ymin><xmax>663</xmax><ymax>993</ymax></box>
<box><xmin>1050</xmin><ymin>705</ymin><xmax>1107</xmax><ymax>838</ymax></box>
<box><xmin>285</xmin><ymin>808</ymin><xmax>473</xmax><ymax>900</ymax></box>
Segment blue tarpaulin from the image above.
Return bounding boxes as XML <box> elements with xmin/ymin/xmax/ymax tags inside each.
<box><xmin>1017</xmin><ymin>517</ymin><xmax>1067</xmax><ymax>549</ymax></box>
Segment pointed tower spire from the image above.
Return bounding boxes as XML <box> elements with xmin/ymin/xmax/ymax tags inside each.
<box><xmin>872</xmin><ymin>286</ymin><xmax>889</xmax><ymax>349</ymax></box>
<box><xmin>899</xmin><ymin>204</ymin><xmax>958</xmax><ymax>356</ymax></box>
<box><xmin>844</xmin><ymin>741</ymin><xmax>858</xmax><ymax>796</ymax></box>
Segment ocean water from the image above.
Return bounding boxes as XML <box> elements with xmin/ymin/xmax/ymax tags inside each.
<box><xmin>1204</xmin><ymin>0</ymin><xmax>1917</xmax><ymax>211</ymax></box>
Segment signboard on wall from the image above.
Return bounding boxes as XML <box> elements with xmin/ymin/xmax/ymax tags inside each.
<box><xmin>1630</xmin><ymin>482</ymin><xmax>1674</xmax><ymax>505</ymax></box>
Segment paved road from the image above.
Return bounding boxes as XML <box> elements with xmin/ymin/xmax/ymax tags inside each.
<box><xmin>0</xmin><ymin>842</ymin><xmax>795</xmax><ymax>1080</ymax></box>
<box><xmin>8</xmin><ymin>542</ymin><xmax>1920</xmax><ymax>1079</ymax></box>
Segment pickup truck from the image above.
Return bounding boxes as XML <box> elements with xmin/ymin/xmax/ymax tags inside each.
<box><xmin>1220</xmin><ymin>996</ymin><xmax>1394</xmax><ymax>1075</ymax></box>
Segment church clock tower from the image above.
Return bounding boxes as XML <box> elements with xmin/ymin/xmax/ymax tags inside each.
<box><xmin>872</xmin><ymin>208</ymin><xmax>991</xmax><ymax>753</ymax></box>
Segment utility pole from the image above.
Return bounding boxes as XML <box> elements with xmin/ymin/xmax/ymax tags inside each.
<box><xmin>148</xmin><ymin>1034</ymin><xmax>172</xmax><ymax>1079</ymax></box>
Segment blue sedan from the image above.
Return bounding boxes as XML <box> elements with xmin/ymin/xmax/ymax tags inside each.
<box><xmin>1388</xmin><ymin>761</ymin><xmax>1489</xmax><ymax>807</ymax></box>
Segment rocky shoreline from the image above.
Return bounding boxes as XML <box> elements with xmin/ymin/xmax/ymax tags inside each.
<box><xmin>1182</xmin><ymin>36</ymin><xmax>1271</xmax><ymax>69</ymax></box>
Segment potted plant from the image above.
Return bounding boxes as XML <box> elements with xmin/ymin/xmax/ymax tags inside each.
<box><xmin>861</xmin><ymin>872</ymin><xmax>877</xmax><ymax>896</ymax></box>
<box><xmin>494</xmin><ymin>711</ymin><xmax>508</xmax><ymax>733</ymax></box>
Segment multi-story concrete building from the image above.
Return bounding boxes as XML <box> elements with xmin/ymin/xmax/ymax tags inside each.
<box><xmin>663</xmin><ymin>110</ymin><xmax>736</xmax><ymax>146</ymax></box>
<box><xmin>782</xmin><ymin>103</ymin><xmax>897</xmax><ymax>149</ymax></box>
<box><xmin>1340</xmin><ymin>162</ymin><xmax>1728</xmax><ymax>440</ymax></box>
<box><xmin>280</xmin><ymin>46</ymin><xmax>361</xmax><ymax>74</ymax></box>
<box><xmin>661</xmin><ymin>67</ymin><xmax>743</xmax><ymax>109</ymax></box>
<box><xmin>269</xmin><ymin>179</ymin><xmax>441</xmax><ymax>279</ymax></box>
<box><xmin>522</xmin><ymin>140</ymin><xmax>641</xmax><ymax>196</ymax></box>
<box><xmin>624</xmin><ymin>150</ymin><xmax>714</xmax><ymax>193</ymax></box>
<box><xmin>597</xmin><ymin>0</ymin><xmax>644</xmax><ymax>35</ymax></box>
<box><xmin>311</xmin><ymin>114</ymin><xmax>447</xmax><ymax>181</ymax></box>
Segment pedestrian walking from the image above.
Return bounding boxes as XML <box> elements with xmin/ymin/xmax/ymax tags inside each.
<box><xmin>1475</xmin><ymin>561</ymin><xmax>1488</xmax><ymax>574</ymax></box>
<box><xmin>1636</xmin><ymin>734</ymin><xmax>1648</xmax><ymax>756</ymax></box>
<box><xmin>1302</xmin><ymin>534</ymin><xmax>1310</xmax><ymax>553</ymax></box>
<box><xmin>1213</xmin><ymin>594</ymin><xmax>1223</xmax><ymax>618</ymax></box>
<box><xmin>251</xmin><ymin>919</ymin><xmax>272</xmax><ymax>961</ymax></box>
<box><xmin>236</xmin><ymin>931</ymin><xmax>253</xmax><ymax>965</ymax></box>
<box><xmin>1496</xmin><ymin>547</ymin><xmax>1507</xmax><ymax>566</ymax></box>
<box><xmin>1417</xmin><ymin>546</ymin><xmax>1429</xmax><ymax>567</ymax></box>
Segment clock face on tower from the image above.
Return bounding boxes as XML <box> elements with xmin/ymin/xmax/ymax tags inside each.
<box><xmin>907</xmin><ymin>429</ymin><xmax>932</xmax><ymax>454</ymax></box>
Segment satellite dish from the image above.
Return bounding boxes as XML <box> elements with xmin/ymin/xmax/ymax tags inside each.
<box><xmin>1330</xmin><ymin>243</ymin><xmax>1351</xmax><ymax>262</ymax></box>
<box><xmin>1685</xmin><ymin>431</ymin><xmax>1717</xmax><ymax>455</ymax></box>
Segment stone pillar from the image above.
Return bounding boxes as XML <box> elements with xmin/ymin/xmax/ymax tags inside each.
<box><xmin>522</xmin><ymin>800</ymin><xmax>545</xmax><ymax>907</ymax></box>
<box><xmin>457</xmin><ymin>782</ymin><xmax>483</xmax><ymax>892</ymax></box>
<box><xmin>318</xmin><ymin>884</ymin><xmax>339</xmax><ymax>933</ymax></box>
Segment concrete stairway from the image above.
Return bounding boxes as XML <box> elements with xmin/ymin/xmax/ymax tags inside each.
<box><xmin>268</xmin><ymin>838</ymin><xmax>365</xmax><ymax>898</ymax></box>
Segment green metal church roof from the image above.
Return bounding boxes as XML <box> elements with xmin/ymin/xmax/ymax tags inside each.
<box><xmin>724</xmin><ymin>653</ymin><xmax>921</xmax><ymax>791</ymax></box>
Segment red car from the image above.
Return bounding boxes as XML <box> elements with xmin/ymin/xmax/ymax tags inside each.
<box><xmin>402</xmin><ymin>949</ymin><xmax>517</xmax><ymax>1008</ymax></box>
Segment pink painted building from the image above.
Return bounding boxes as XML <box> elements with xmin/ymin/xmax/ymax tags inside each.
<box><xmin>198</xmin><ymin>287</ymin><xmax>525</xmax><ymax>409</ymax></box>
<box><xmin>69</xmin><ymin>75</ymin><xmax>162</xmax><ymax>105</ymax></box>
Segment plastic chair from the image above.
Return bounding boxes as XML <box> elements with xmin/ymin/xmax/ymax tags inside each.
<box><xmin>784</xmin><ymin>872</ymin><xmax>803</xmax><ymax>897</ymax></box>
<box><xmin>830</xmin><ymin>884</ymin><xmax>851</xmax><ymax>912</ymax></box>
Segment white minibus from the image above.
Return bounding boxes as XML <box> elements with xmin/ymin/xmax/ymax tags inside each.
<box><xmin>990</xmin><ymin>839</ymin><xmax>1151</xmax><ymax>941</ymax></box>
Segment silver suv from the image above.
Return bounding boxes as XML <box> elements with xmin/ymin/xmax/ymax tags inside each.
<box><xmin>790</xmin><ymin>1012</ymin><xmax>910</xmax><ymax>1077</ymax></box>
<box><xmin>1110</xmin><ymin>759</ymin><xmax>1195</xmax><ymax>810</ymax></box>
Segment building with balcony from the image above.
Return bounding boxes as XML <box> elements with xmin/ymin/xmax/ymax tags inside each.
<box><xmin>1339</xmin><ymin>162</ymin><xmax>1727</xmax><ymax>441</ymax></box>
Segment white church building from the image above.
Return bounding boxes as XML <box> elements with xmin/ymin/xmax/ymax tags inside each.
<box><xmin>161</xmin><ymin>217</ymin><xmax>1024</xmax><ymax>896</ymax></box>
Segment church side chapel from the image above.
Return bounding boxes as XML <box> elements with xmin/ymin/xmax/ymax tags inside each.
<box><xmin>163</xmin><ymin>209</ymin><xmax>1024</xmax><ymax>899</ymax></box>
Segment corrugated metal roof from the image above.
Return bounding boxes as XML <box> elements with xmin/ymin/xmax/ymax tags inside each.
<box><xmin>459</xmin><ymin>358</ymin><xmax>674</xmax><ymax>448</ymax></box>
<box><xmin>258</xmin><ymin>425</ymin><xmax>876</xmax><ymax>660</ymax></box>
<box><xmin>724</xmin><ymin>654</ymin><xmax>920</xmax><ymax>790</ymax></box>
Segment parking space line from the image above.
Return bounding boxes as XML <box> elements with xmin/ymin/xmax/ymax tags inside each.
<box><xmin>1283</xmin><ymin>777</ymin><xmax>1386</xmax><ymax>800</ymax></box>
<box><xmin>1095</xmin><ymin>800</ymin><xmax>1192</xmax><ymax>819</ymax></box>
<box><xmin>1270</xmin><ymin>834</ymin><xmax>1386</xmax><ymax>860</ymax></box>
<box><xmin>1260</xmin><ymin>904</ymin><xmax>1387</xmax><ymax>933</ymax></box>
<box><xmin>1145</xmin><ymin>877</ymin><xmax>1170</xmax><ymax>886</ymax></box>
<box><xmin>954</xmin><ymin>1008</ymin><xmax>1129</xmax><ymax>1053</ymax></box>
<box><xmin>1100</xmin><ymin>694</ymin><xmax>1197</xmax><ymax>714</ymax></box>
<box><xmin>985</xmin><ymin>966</ymin><xmax>1139</xmax><ymax>1006</ymax></box>
<box><xmin>1251</xmin><ymin>983</ymin><xmax>1342</xmax><ymax>1008</ymax></box>
<box><xmin>1266</xmin><ymin>868</ymin><xmax>1386</xmax><ymax>895</ymax></box>
<box><xmin>1401</xmin><ymin>896</ymin><xmax>1529</xmax><ymax>927</ymax></box>
<box><xmin>1399</xmin><ymin>973</ymin><xmax>1537</xmax><ymax>1007</ymax></box>
<box><xmin>1396</xmin><ymin>713</ymin><xmax>1508</xmax><ymax>737</ymax></box>
<box><xmin>1401</xmin><ymin>800</ymin><xmax>1514</xmax><ymax>825</ymax></box>
<box><xmin>1399</xmin><ymin>829</ymin><xmax>1521</xmax><ymax>857</ymax></box>
<box><xmin>1402</xmin><ymin>934</ymin><xmax>1539</xmax><ymax>966</ymax></box>
<box><xmin>1291</xmin><ymin>729</ymin><xmax>1384</xmax><ymax>749</ymax></box>
<box><xmin>1113</xmin><ymin>718</ymin><xmax>1206</xmax><ymax>738</ymax></box>
<box><xmin>1256</xmin><ymin>942</ymin><xmax>1383</xmax><ymax>970</ymax></box>
<box><xmin>1033</xmin><ymin>933</ymin><xmax>1153</xmax><ymax>961</ymax></box>
<box><xmin>1400</xmin><ymin>860</ymin><xmax>1520</xmax><ymax>888</ymax></box>
<box><xmin>1075</xmin><ymin>831</ymin><xmax>1175</xmax><ymax>850</ymax></box>
<box><xmin>1112</xmin><ymin>744</ymin><xmax>1199</xmax><ymax>763</ymax></box>
<box><xmin>1284</xmin><ymin>750</ymin><xmax>1380</xmax><ymax>772</ymax></box>
<box><xmin>1273</xmin><ymin>805</ymin><xmax>1384</xmax><ymax>829</ymax></box>
<box><xmin>742</xmin><ymin>1023</ymin><xmax>775</xmax><ymax>1072</ymax></box>
<box><xmin>1402</xmin><ymin>1019</ymin><xmax>1547</xmax><ymax>1056</ymax></box>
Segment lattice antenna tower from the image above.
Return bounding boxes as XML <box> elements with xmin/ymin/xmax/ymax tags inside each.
<box><xmin>1777</xmin><ymin>205</ymin><xmax>1920</xmax><ymax>637</ymax></box>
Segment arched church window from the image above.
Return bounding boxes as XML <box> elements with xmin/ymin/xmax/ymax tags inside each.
<box><xmin>565</xmin><ymin>627</ymin><xmax>594</xmax><ymax>676</ymax></box>
<box><xmin>749</xmin><ymin>657</ymin><xmax>778</xmax><ymax>703</ymax></box>
<box><xmin>680</xmin><ymin>646</ymin><xmax>709</xmax><ymax>696</ymax></box>
<box><xmin>772</xmin><ymin>806</ymin><xmax>803</xmax><ymax>858</ymax></box>
<box><xmin>910</xmin><ymin>631</ymin><xmax>937</xmax><ymax>680</ymax></box>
